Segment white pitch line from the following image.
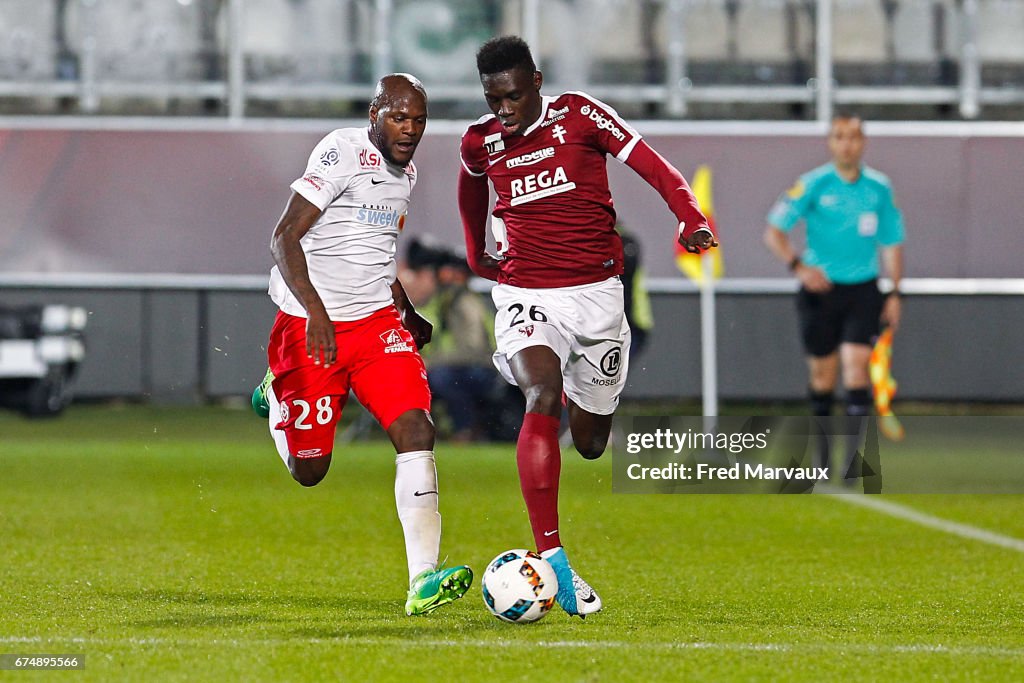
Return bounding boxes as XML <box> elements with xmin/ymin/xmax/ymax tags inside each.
<box><xmin>827</xmin><ymin>493</ymin><xmax>1024</xmax><ymax>553</ymax></box>
<box><xmin>1</xmin><ymin>635</ymin><xmax>1022</xmax><ymax>658</ymax></box>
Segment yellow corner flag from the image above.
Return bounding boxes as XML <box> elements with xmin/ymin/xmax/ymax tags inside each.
<box><xmin>675</xmin><ymin>164</ymin><xmax>723</xmax><ymax>283</ymax></box>
<box><xmin>870</xmin><ymin>327</ymin><xmax>905</xmax><ymax>441</ymax></box>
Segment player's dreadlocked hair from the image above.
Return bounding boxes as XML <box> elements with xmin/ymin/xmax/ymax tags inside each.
<box><xmin>476</xmin><ymin>36</ymin><xmax>536</xmax><ymax>76</ymax></box>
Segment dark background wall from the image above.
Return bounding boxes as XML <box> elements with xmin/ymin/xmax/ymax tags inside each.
<box><xmin>2</xmin><ymin>286</ymin><xmax>1021</xmax><ymax>403</ymax></box>
<box><xmin>1</xmin><ymin>123</ymin><xmax>1021</xmax><ymax>404</ymax></box>
<box><xmin>0</xmin><ymin>124</ymin><xmax>1022</xmax><ymax>279</ymax></box>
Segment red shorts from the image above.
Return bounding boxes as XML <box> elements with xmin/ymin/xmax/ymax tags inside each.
<box><xmin>267</xmin><ymin>306</ymin><xmax>431</xmax><ymax>458</ymax></box>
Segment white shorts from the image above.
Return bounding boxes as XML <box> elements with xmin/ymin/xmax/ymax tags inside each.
<box><xmin>491</xmin><ymin>277</ymin><xmax>631</xmax><ymax>415</ymax></box>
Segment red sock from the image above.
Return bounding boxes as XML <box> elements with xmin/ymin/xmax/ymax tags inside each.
<box><xmin>517</xmin><ymin>412</ymin><xmax>562</xmax><ymax>552</ymax></box>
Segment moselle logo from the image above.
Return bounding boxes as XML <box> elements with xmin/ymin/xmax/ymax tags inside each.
<box><xmin>506</xmin><ymin>146</ymin><xmax>555</xmax><ymax>168</ymax></box>
<box><xmin>380</xmin><ymin>328</ymin><xmax>413</xmax><ymax>354</ymax></box>
<box><xmin>518</xmin><ymin>324</ymin><xmax>535</xmax><ymax>337</ymax></box>
<box><xmin>541</xmin><ymin>105</ymin><xmax>570</xmax><ymax>127</ymax></box>
<box><xmin>358</xmin><ymin>148</ymin><xmax>382</xmax><ymax>168</ymax></box>
<box><xmin>484</xmin><ymin>132</ymin><xmax>505</xmax><ymax>155</ymax></box>
<box><xmin>302</xmin><ymin>174</ymin><xmax>325</xmax><ymax>191</ymax></box>
<box><xmin>356</xmin><ymin>207</ymin><xmax>404</xmax><ymax>228</ymax></box>
<box><xmin>600</xmin><ymin>347</ymin><xmax>621</xmax><ymax>377</ymax></box>
<box><xmin>320</xmin><ymin>148</ymin><xmax>340</xmax><ymax>166</ymax></box>
<box><xmin>579</xmin><ymin>104</ymin><xmax>626</xmax><ymax>142</ymax></box>
<box><xmin>509</xmin><ymin>166</ymin><xmax>576</xmax><ymax>206</ymax></box>
<box><xmin>296</xmin><ymin>448</ymin><xmax>322</xmax><ymax>459</ymax></box>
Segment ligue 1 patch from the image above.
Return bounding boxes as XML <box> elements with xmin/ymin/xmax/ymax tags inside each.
<box><xmin>786</xmin><ymin>180</ymin><xmax>805</xmax><ymax>199</ymax></box>
<box><xmin>280</xmin><ymin>401</ymin><xmax>290</xmax><ymax>423</ymax></box>
<box><xmin>319</xmin><ymin>148</ymin><xmax>340</xmax><ymax>166</ymax></box>
<box><xmin>484</xmin><ymin>132</ymin><xmax>505</xmax><ymax>155</ymax></box>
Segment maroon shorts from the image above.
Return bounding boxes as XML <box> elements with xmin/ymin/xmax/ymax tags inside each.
<box><xmin>267</xmin><ymin>306</ymin><xmax>430</xmax><ymax>459</ymax></box>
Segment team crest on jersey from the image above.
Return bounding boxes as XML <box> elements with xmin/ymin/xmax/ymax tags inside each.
<box><xmin>380</xmin><ymin>329</ymin><xmax>413</xmax><ymax>354</ymax></box>
<box><xmin>484</xmin><ymin>132</ymin><xmax>505</xmax><ymax>155</ymax></box>
<box><xmin>518</xmin><ymin>325</ymin><xmax>535</xmax><ymax>338</ymax></box>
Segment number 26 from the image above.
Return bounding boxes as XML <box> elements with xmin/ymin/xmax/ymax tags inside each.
<box><xmin>507</xmin><ymin>303</ymin><xmax>548</xmax><ymax>327</ymax></box>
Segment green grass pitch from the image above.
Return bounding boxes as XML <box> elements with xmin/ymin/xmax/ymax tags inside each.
<box><xmin>1</xmin><ymin>405</ymin><xmax>1022</xmax><ymax>681</ymax></box>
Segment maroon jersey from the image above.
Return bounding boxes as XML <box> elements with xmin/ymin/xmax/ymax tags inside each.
<box><xmin>460</xmin><ymin>92</ymin><xmax>642</xmax><ymax>288</ymax></box>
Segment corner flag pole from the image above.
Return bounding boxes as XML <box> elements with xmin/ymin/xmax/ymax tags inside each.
<box><xmin>700</xmin><ymin>252</ymin><xmax>718</xmax><ymax>417</ymax></box>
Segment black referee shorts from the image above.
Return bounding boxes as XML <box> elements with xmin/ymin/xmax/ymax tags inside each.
<box><xmin>796</xmin><ymin>279</ymin><xmax>884</xmax><ymax>357</ymax></box>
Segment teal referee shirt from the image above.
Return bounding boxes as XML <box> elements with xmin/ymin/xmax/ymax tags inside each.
<box><xmin>767</xmin><ymin>163</ymin><xmax>905</xmax><ymax>284</ymax></box>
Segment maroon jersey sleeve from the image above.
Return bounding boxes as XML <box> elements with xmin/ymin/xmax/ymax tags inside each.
<box><xmin>565</xmin><ymin>92</ymin><xmax>642</xmax><ymax>163</ymax></box>
<box><xmin>458</xmin><ymin>118</ymin><xmax>502</xmax><ymax>281</ymax></box>
<box><xmin>625</xmin><ymin>140</ymin><xmax>711</xmax><ymax>240</ymax></box>
<box><xmin>459</xmin><ymin>115</ymin><xmax>494</xmax><ymax>177</ymax></box>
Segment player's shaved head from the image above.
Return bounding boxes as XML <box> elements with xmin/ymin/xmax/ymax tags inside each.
<box><xmin>370</xmin><ymin>73</ymin><xmax>427</xmax><ymax>113</ymax></box>
<box><xmin>476</xmin><ymin>36</ymin><xmax>536</xmax><ymax>77</ymax></box>
<box><xmin>367</xmin><ymin>73</ymin><xmax>428</xmax><ymax>168</ymax></box>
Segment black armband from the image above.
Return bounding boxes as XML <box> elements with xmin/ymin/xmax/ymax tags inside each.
<box><xmin>787</xmin><ymin>256</ymin><xmax>802</xmax><ymax>272</ymax></box>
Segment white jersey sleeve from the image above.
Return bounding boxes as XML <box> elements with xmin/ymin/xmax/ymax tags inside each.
<box><xmin>290</xmin><ymin>131</ymin><xmax>357</xmax><ymax>210</ymax></box>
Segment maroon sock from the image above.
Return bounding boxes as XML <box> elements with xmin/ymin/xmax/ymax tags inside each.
<box><xmin>517</xmin><ymin>412</ymin><xmax>562</xmax><ymax>552</ymax></box>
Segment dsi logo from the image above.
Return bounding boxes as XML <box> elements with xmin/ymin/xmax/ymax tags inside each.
<box><xmin>359</xmin><ymin>148</ymin><xmax>381</xmax><ymax>168</ymax></box>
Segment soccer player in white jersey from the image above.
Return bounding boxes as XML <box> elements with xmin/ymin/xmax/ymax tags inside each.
<box><xmin>458</xmin><ymin>37</ymin><xmax>718</xmax><ymax>617</ymax></box>
<box><xmin>254</xmin><ymin>74</ymin><xmax>472</xmax><ymax>616</ymax></box>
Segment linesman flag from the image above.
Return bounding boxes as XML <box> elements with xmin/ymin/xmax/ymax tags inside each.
<box><xmin>870</xmin><ymin>327</ymin><xmax>905</xmax><ymax>441</ymax></box>
<box><xmin>675</xmin><ymin>164</ymin><xmax>724</xmax><ymax>283</ymax></box>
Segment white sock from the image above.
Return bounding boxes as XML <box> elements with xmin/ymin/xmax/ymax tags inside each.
<box><xmin>266</xmin><ymin>383</ymin><xmax>290</xmax><ymax>469</ymax></box>
<box><xmin>395</xmin><ymin>450</ymin><xmax>441</xmax><ymax>584</ymax></box>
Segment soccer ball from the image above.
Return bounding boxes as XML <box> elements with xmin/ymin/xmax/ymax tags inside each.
<box><xmin>481</xmin><ymin>549</ymin><xmax>558</xmax><ymax>623</ymax></box>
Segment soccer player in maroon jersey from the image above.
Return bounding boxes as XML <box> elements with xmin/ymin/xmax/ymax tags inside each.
<box><xmin>458</xmin><ymin>36</ymin><xmax>717</xmax><ymax>617</ymax></box>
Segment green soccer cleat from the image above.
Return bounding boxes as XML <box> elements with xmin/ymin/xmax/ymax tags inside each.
<box><xmin>405</xmin><ymin>564</ymin><xmax>474</xmax><ymax>616</ymax></box>
<box><xmin>251</xmin><ymin>368</ymin><xmax>275</xmax><ymax>419</ymax></box>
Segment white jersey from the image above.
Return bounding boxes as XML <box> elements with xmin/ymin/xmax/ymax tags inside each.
<box><xmin>268</xmin><ymin>127</ymin><xmax>417</xmax><ymax>321</ymax></box>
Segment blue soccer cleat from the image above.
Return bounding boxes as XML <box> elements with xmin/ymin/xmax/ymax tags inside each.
<box><xmin>544</xmin><ymin>547</ymin><xmax>602</xmax><ymax>618</ymax></box>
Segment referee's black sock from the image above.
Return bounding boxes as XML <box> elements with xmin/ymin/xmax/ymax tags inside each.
<box><xmin>809</xmin><ymin>389</ymin><xmax>834</xmax><ymax>417</ymax></box>
<box><xmin>845</xmin><ymin>388</ymin><xmax>872</xmax><ymax>417</ymax></box>
<box><xmin>844</xmin><ymin>388</ymin><xmax>872</xmax><ymax>484</ymax></box>
<box><xmin>809</xmin><ymin>389</ymin><xmax>834</xmax><ymax>474</ymax></box>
